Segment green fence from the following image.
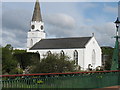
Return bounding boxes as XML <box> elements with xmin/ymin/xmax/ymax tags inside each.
<box><xmin>0</xmin><ymin>70</ymin><xmax>120</xmax><ymax>88</ymax></box>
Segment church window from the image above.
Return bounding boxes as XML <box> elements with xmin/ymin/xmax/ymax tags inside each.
<box><xmin>92</xmin><ymin>50</ymin><xmax>96</xmax><ymax>66</ymax></box>
<box><xmin>30</xmin><ymin>39</ymin><xmax>33</xmax><ymax>47</ymax></box>
<box><xmin>74</xmin><ymin>50</ymin><xmax>78</xmax><ymax>65</ymax></box>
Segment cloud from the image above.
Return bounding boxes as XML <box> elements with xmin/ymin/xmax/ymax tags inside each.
<box><xmin>44</xmin><ymin>13</ymin><xmax>77</xmax><ymax>37</ymax></box>
<box><xmin>45</xmin><ymin>12</ymin><xmax>116</xmax><ymax>47</ymax></box>
<box><xmin>2</xmin><ymin>8</ymin><xmax>30</xmax><ymax>31</ymax></box>
<box><xmin>2</xmin><ymin>7</ymin><xmax>31</xmax><ymax>48</ymax></box>
<box><xmin>45</xmin><ymin>13</ymin><xmax>75</xmax><ymax>29</ymax></box>
<box><xmin>103</xmin><ymin>4</ymin><xmax>117</xmax><ymax>14</ymax></box>
<box><xmin>92</xmin><ymin>22</ymin><xmax>115</xmax><ymax>46</ymax></box>
<box><xmin>72</xmin><ymin>22</ymin><xmax>115</xmax><ymax>47</ymax></box>
<box><xmin>2</xmin><ymin>28</ymin><xmax>27</xmax><ymax>48</ymax></box>
<box><xmin>2</xmin><ymin>2</ymin><xmax>117</xmax><ymax>48</ymax></box>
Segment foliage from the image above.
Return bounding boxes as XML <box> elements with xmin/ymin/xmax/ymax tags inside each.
<box><xmin>13</xmin><ymin>52</ymin><xmax>40</xmax><ymax>70</ymax></box>
<box><xmin>9</xmin><ymin>68</ymin><xmax>23</xmax><ymax>74</ymax></box>
<box><xmin>101</xmin><ymin>46</ymin><xmax>114</xmax><ymax>55</ymax></box>
<box><xmin>2</xmin><ymin>44</ymin><xmax>40</xmax><ymax>74</ymax></box>
<box><xmin>31</xmin><ymin>53</ymin><xmax>76</xmax><ymax>73</ymax></box>
<box><xmin>2</xmin><ymin>47</ymin><xmax>18</xmax><ymax>74</ymax></box>
<box><xmin>5</xmin><ymin>44</ymin><xmax>13</xmax><ymax>51</ymax></box>
<box><xmin>13</xmin><ymin>49</ymin><xmax>26</xmax><ymax>54</ymax></box>
<box><xmin>101</xmin><ymin>47</ymin><xmax>114</xmax><ymax>70</ymax></box>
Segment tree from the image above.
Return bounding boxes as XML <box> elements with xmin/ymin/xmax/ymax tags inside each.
<box><xmin>2</xmin><ymin>44</ymin><xmax>40</xmax><ymax>74</ymax></box>
<box><xmin>5</xmin><ymin>44</ymin><xmax>13</xmax><ymax>51</ymax></box>
<box><xmin>31</xmin><ymin>53</ymin><xmax>76</xmax><ymax>73</ymax></box>
<box><xmin>2</xmin><ymin>47</ymin><xmax>18</xmax><ymax>74</ymax></box>
<box><xmin>13</xmin><ymin>52</ymin><xmax>40</xmax><ymax>70</ymax></box>
<box><xmin>12</xmin><ymin>49</ymin><xmax>26</xmax><ymax>54</ymax></box>
<box><xmin>101</xmin><ymin>47</ymin><xmax>114</xmax><ymax>70</ymax></box>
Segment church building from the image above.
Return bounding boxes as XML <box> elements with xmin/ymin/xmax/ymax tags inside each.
<box><xmin>27</xmin><ymin>0</ymin><xmax>102</xmax><ymax>70</ymax></box>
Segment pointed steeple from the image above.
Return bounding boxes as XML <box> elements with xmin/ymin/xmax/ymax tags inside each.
<box><xmin>32</xmin><ymin>0</ymin><xmax>42</xmax><ymax>21</ymax></box>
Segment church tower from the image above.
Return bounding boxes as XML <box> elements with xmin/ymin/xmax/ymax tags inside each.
<box><xmin>27</xmin><ymin>0</ymin><xmax>46</xmax><ymax>50</ymax></box>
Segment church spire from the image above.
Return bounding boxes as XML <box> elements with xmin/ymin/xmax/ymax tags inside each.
<box><xmin>32</xmin><ymin>0</ymin><xmax>42</xmax><ymax>21</ymax></box>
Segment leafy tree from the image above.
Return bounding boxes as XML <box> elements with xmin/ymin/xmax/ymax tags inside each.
<box><xmin>31</xmin><ymin>53</ymin><xmax>76</xmax><ymax>73</ymax></box>
<box><xmin>5</xmin><ymin>44</ymin><xmax>13</xmax><ymax>51</ymax></box>
<box><xmin>101</xmin><ymin>47</ymin><xmax>114</xmax><ymax>70</ymax></box>
<box><xmin>12</xmin><ymin>49</ymin><xmax>26</xmax><ymax>54</ymax></box>
<box><xmin>2</xmin><ymin>44</ymin><xmax>40</xmax><ymax>74</ymax></box>
<box><xmin>13</xmin><ymin>52</ymin><xmax>40</xmax><ymax>70</ymax></box>
<box><xmin>2</xmin><ymin>47</ymin><xmax>18</xmax><ymax>74</ymax></box>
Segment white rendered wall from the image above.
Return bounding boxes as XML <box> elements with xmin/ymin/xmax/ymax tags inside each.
<box><xmin>28</xmin><ymin>48</ymin><xmax>85</xmax><ymax>69</ymax></box>
<box><xmin>84</xmin><ymin>37</ymin><xmax>102</xmax><ymax>70</ymax></box>
<box><xmin>27</xmin><ymin>21</ymin><xmax>46</xmax><ymax>49</ymax></box>
<box><xmin>27</xmin><ymin>31</ymin><xmax>45</xmax><ymax>49</ymax></box>
<box><xmin>31</xmin><ymin>21</ymin><xmax>44</xmax><ymax>32</ymax></box>
<box><xmin>28</xmin><ymin>37</ymin><xmax>102</xmax><ymax>70</ymax></box>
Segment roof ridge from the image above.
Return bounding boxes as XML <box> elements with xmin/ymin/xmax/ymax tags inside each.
<box><xmin>41</xmin><ymin>37</ymin><xmax>92</xmax><ymax>40</ymax></box>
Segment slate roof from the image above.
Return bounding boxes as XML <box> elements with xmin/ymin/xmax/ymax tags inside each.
<box><xmin>32</xmin><ymin>0</ymin><xmax>42</xmax><ymax>21</ymax></box>
<box><xmin>30</xmin><ymin>37</ymin><xmax>92</xmax><ymax>50</ymax></box>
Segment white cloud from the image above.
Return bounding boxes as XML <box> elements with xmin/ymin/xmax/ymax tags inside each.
<box><xmin>45</xmin><ymin>13</ymin><xmax>76</xmax><ymax>29</ymax></box>
<box><xmin>2</xmin><ymin>5</ymin><xmax>30</xmax><ymax>48</ymax></box>
<box><xmin>92</xmin><ymin>22</ymin><xmax>116</xmax><ymax>46</ymax></box>
<box><xmin>45</xmin><ymin>13</ymin><xmax>116</xmax><ymax>47</ymax></box>
<box><xmin>2</xmin><ymin>2</ymin><xmax>117</xmax><ymax>48</ymax></box>
<box><xmin>2</xmin><ymin>28</ymin><xmax>27</xmax><ymax>48</ymax></box>
<box><xmin>45</xmin><ymin>14</ymin><xmax>76</xmax><ymax>38</ymax></box>
<box><xmin>103</xmin><ymin>4</ymin><xmax>117</xmax><ymax>14</ymax></box>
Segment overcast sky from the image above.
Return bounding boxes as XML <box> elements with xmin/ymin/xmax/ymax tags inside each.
<box><xmin>1</xmin><ymin>1</ymin><xmax>119</xmax><ymax>48</ymax></box>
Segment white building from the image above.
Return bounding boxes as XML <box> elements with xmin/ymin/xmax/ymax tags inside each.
<box><xmin>27</xmin><ymin>0</ymin><xmax>102</xmax><ymax>70</ymax></box>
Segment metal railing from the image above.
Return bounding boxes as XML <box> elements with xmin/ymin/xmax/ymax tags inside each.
<box><xmin>0</xmin><ymin>70</ymin><xmax>120</xmax><ymax>88</ymax></box>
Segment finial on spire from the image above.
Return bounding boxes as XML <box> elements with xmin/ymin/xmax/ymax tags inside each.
<box><xmin>92</xmin><ymin>33</ymin><xmax>94</xmax><ymax>37</ymax></box>
<box><xmin>32</xmin><ymin>0</ymin><xmax>42</xmax><ymax>21</ymax></box>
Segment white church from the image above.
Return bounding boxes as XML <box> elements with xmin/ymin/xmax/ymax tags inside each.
<box><xmin>27</xmin><ymin>0</ymin><xmax>102</xmax><ymax>70</ymax></box>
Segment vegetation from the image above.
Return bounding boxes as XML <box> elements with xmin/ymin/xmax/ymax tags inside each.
<box><xmin>2</xmin><ymin>44</ymin><xmax>119</xmax><ymax>75</ymax></box>
<box><xmin>13</xmin><ymin>52</ymin><xmax>40</xmax><ymax>70</ymax></box>
<box><xmin>2</xmin><ymin>44</ymin><xmax>75</xmax><ymax>74</ymax></box>
<box><xmin>2</xmin><ymin>46</ymin><xmax>18</xmax><ymax>74</ymax></box>
<box><xmin>2</xmin><ymin>44</ymin><xmax>40</xmax><ymax>75</ymax></box>
<box><xmin>31</xmin><ymin>53</ymin><xmax>76</xmax><ymax>73</ymax></box>
<box><xmin>101</xmin><ymin>46</ymin><xmax>114</xmax><ymax>70</ymax></box>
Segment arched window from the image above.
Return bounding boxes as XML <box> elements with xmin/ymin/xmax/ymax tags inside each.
<box><xmin>74</xmin><ymin>50</ymin><xmax>78</xmax><ymax>65</ymax></box>
<box><xmin>92</xmin><ymin>50</ymin><xmax>96</xmax><ymax>67</ymax></box>
<box><xmin>30</xmin><ymin>39</ymin><xmax>33</xmax><ymax>47</ymax></box>
<box><xmin>47</xmin><ymin>51</ymin><xmax>51</xmax><ymax>56</ymax></box>
<box><xmin>60</xmin><ymin>50</ymin><xmax>64</xmax><ymax>56</ymax></box>
<box><xmin>36</xmin><ymin>51</ymin><xmax>40</xmax><ymax>61</ymax></box>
